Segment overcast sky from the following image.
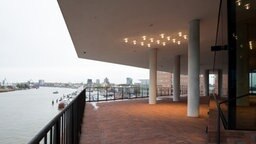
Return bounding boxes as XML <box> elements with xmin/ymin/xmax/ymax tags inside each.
<box><xmin>0</xmin><ymin>0</ymin><xmax>149</xmax><ymax>84</ymax></box>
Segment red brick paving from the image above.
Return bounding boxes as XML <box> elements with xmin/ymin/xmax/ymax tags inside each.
<box><xmin>80</xmin><ymin>97</ymin><xmax>209</xmax><ymax>144</ymax></box>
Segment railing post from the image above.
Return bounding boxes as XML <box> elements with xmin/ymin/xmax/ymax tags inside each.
<box><xmin>129</xmin><ymin>88</ymin><xmax>131</xmax><ymax>99</ymax></box>
<box><xmin>147</xmin><ymin>88</ymin><xmax>149</xmax><ymax>97</ymax></box>
<box><xmin>105</xmin><ymin>87</ymin><xmax>108</xmax><ymax>101</ymax></box>
<box><xmin>54</xmin><ymin>119</ymin><xmax>60</xmax><ymax>144</ymax></box>
<box><xmin>122</xmin><ymin>87</ymin><xmax>124</xmax><ymax>99</ymax></box>
<box><xmin>135</xmin><ymin>87</ymin><xmax>138</xmax><ymax>98</ymax></box>
<box><xmin>114</xmin><ymin>88</ymin><xmax>116</xmax><ymax>100</ymax></box>
<box><xmin>97</xmin><ymin>87</ymin><xmax>99</xmax><ymax>102</ymax></box>
<box><xmin>217</xmin><ymin>103</ymin><xmax>221</xmax><ymax>144</ymax></box>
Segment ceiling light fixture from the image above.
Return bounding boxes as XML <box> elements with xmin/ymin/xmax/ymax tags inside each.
<box><xmin>236</xmin><ymin>0</ymin><xmax>241</xmax><ymax>6</ymax></box>
<box><xmin>183</xmin><ymin>35</ymin><xmax>187</xmax><ymax>39</ymax></box>
<box><xmin>157</xmin><ymin>40</ymin><xmax>160</xmax><ymax>44</ymax></box>
<box><xmin>142</xmin><ymin>36</ymin><xmax>146</xmax><ymax>40</ymax></box>
<box><xmin>167</xmin><ymin>36</ymin><xmax>171</xmax><ymax>41</ymax></box>
<box><xmin>172</xmin><ymin>39</ymin><xmax>176</xmax><ymax>43</ymax></box>
<box><xmin>150</xmin><ymin>38</ymin><xmax>154</xmax><ymax>43</ymax></box>
<box><xmin>124</xmin><ymin>38</ymin><xmax>128</xmax><ymax>43</ymax></box>
<box><xmin>177</xmin><ymin>41</ymin><xmax>181</xmax><ymax>45</ymax></box>
<box><xmin>141</xmin><ymin>42</ymin><xmax>144</xmax><ymax>46</ymax></box>
<box><xmin>160</xmin><ymin>33</ymin><xmax>165</xmax><ymax>38</ymax></box>
<box><xmin>178</xmin><ymin>32</ymin><xmax>182</xmax><ymax>37</ymax></box>
<box><xmin>147</xmin><ymin>43</ymin><xmax>151</xmax><ymax>48</ymax></box>
<box><xmin>249</xmin><ymin>41</ymin><xmax>253</xmax><ymax>50</ymax></box>
<box><xmin>244</xmin><ymin>3</ymin><xmax>250</xmax><ymax>10</ymax></box>
<box><xmin>162</xmin><ymin>42</ymin><xmax>166</xmax><ymax>46</ymax></box>
<box><xmin>133</xmin><ymin>40</ymin><xmax>137</xmax><ymax>45</ymax></box>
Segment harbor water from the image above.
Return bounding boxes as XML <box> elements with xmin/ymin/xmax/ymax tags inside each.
<box><xmin>0</xmin><ymin>87</ymin><xmax>77</xmax><ymax>144</ymax></box>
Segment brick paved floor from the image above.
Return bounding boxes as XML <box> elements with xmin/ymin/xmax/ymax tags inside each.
<box><xmin>80</xmin><ymin>97</ymin><xmax>209</xmax><ymax>144</ymax></box>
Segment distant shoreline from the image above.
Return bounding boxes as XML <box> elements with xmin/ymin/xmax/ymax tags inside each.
<box><xmin>0</xmin><ymin>89</ymin><xmax>15</xmax><ymax>93</ymax></box>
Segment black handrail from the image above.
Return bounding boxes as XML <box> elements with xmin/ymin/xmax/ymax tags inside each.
<box><xmin>210</xmin><ymin>93</ymin><xmax>227</xmax><ymax>144</ymax></box>
<box><xmin>213</xmin><ymin>93</ymin><xmax>256</xmax><ymax>130</ymax></box>
<box><xmin>212</xmin><ymin>94</ymin><xmax>228</xmax><ymax>129</ymax></box>
<box><xmin>211</xmin><ymin>93</ymin><xmax>256</xmax><ymax>143</ymax></box>
<box><xmin>28</xmin><ymin>89</ymin><xmax>85</xmax><ymax>144</ymax></box>
<box><xmin>219</xmin><ymin>93</ymin><xmax>256</xmax><ymax>104</ymax></box>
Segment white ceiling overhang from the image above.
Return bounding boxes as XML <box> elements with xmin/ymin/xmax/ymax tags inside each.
<box><xmin>58</xmin><ymin>0</ymin><xmax>228</xmax><ymax>74</ymax></box>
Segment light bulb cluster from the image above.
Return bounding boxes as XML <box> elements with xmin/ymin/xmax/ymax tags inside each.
<box><xmin>123</xmin><ymin>32</ymin><xmax>188</xmax><ymax>48</ymax></box>
<box><xmin>236</xmin><ymin>0</ymin><xmax>254</xmax><ymax>10</ymax></box>
<box><xmin>249</xmin><ymin>40</ymin><xmax>254</xmax><ymax>50</ymax></box>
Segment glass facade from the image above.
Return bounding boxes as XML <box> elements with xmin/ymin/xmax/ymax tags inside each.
<box><xmin>227</xmin><ymin>0</ymin><xmax>256</xmax><ymax>129</ymax></box>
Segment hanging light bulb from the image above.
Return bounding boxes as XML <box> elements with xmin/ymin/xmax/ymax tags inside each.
<box><xmin>160</xmin><ymin>33</ymin><xmax>165</xmax><ymax>39</ymax></box>
<box><xmin>162</xmin><ymin>42</ymin><xmax>166</xmax><ymax>46</ymax></box>
<box><xmin>167</xmin><ymin>36</ymin><xmax>171</xmax><ymax>41</ymax></box>
<box><xmin>244</xmin><ymin>3</ymin><xmax>250</xmax><ymax>10</ymax></box>
<box><xmin>147</xmin><ymin>43</ymin><xmax>151</xmax><ymax>48</ymax></box>
<box><xmin>236</xmin><ymin>0</ymin><xmax>241</xmax><ymax>6</ymax></box>
<box><xmin>178</xmin><ymin>32</ymin><xmax>182</xmax><ymax>37</ymax></box>
<box><xmin>183</xmin><ymin>35</ymin><xmax>187</xmax><ymax>39</ymax></box>
<box><xmin>150</xmin><ymin>38</ymin><xmax>154</xmax><ymax>43</ymax></box>
<box><xmin>142</xmin><ymin>36</ymin><xmax>146</xmax><ymax>40</ymax></box>
<box><xmin>133</xmin><ymin>40</ymin><xmax>137</xmax><ymax>45</ymax></box>
<box><xmin>249</xmin><ymin>41</ymin><xmax>253</xmax><ymax>50</ymax></box>
<box><xmin>156</xmin><ymin>40</ymin><xmax>160</xmax><ymax>44</ymax></box>
<box><xmin>124</xmin><ymin>38</ymin><xmax>128</xmax><ymax>43</ymax></box>
<box><xmin>172</xmin><ymin>39</ymin><xmax>176</xmax><ymax>43</ymax></box>
<box><xmin>141</xmin><ymin>42</ymin><xmax>144</xmax><ymax>46</ymax></box>
<box><xmin>177</xmin><ymin>41</ymin><xmax>181</xmax><ymax>45</ymax></box>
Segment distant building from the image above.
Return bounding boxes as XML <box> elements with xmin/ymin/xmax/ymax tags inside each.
<box><xmin>102</xmin><ymin>77</ymin><xmax>110</xmax><ymax>87</ymax></box>
<box><xmin>104</xmin><ymin>77</ymin><xmax>110</xmax><ymax>84</ymax></box>
<box><xmin>157</xmin><ymin>71</ymin><xmax>205</xmax><ymax>95</ymax></box>
<box><xmin>38</xmin><ymin>80</ymin><xmax>45</xmax><ymax>86</ymax></box>
<box><xmin>157</xmin><ymin>71</ymin><xmax>171</xmax><ymax>87</ymax></box>
<box><xmin>139</xmin><ymin>79</ymin><xmax>149</xmax><ymax>88</ymax></box>
<box><xmin>126</xmin><ymin>77</ymin><xmax>133</xmax><ymax>85</ymax></box>
<box><xmin>87</xmin><ymin>79</ymin><xmax>93</xmax><ymax>87</ymax></box>
<box><xmin>96</xmin><ymin>79</ymin><xmax>100</xmax><ymax>84</ymax></box>
<box><xmin>2</xmin><ymin>78</ymin><xmax>7</xmax><ymax>86</ymax></box>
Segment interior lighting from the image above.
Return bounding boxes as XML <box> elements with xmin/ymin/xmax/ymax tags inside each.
<box><xmin>147</xmin><ymin>43</ymin><xmax>151</xmax><ymax>48</ymax></box>
<box><xmin>162</xmin><ymin>42</ymin><xmax>166</xmax><ymax>46</ymax></box>
<box><xmin>236</xmin><ymin>0</ymin><xmax>241</xmax><ymax>6</ymax></box>
<box><xmin>150</xmin><ymin>38</ymin><xmax>154</xmax><ymax>42</ymax></box>
<box><xmin>160</xmin><ymin>33</ymin><xmax>165</xmax><ymax>38</ymax></box>
<box><xmin>178</xmin><ymin>32</ymin><xmax>182</xmax><ymax>37</ymax></box>
<box><xmin>142</xmin><ymin>36</ymin><xmax>146</xmax><ymax>40</ymax></box>
<box><xmin>124</xmin><ymin>38</ymin><xmax>128</xmax><ymax>43</ymax></box>
<box><xmin>141</xmin><ymin>42</ymin><xmax>144</xmax><ymax>46</ymax></box>
<box><xmin>177</xmin><ymin>41</ymin><xmax>181</xmax><ymax>45</ymax></box>
<box><xmin>167</xmin><ymin>36</ymin><xmax>171</xmax><ymax>41</ymax></box>
<box><xmin>172</xmin><ymin>39</ymin><xmax>176</xmax><ymax>43</ymax></box>
<box><xmin>183</xmin><ymin>35</ymin><xmax>187</xmax><ymax>39</ymax></box>
<box><xmin>249</xmin><ymin>41</ymin><xmax>253</xmax><ymax>50</ymax></box>
<box><xmin>157</xmin><ymin>40</ymin><xmax>160</xmax><ymax>44</ymax></box>
<box><xmin>244</xmin><ymin>3</ymin><xmax>250</xmax><ymax>10</ymax></box>
<box><xmin>133</xmin><ymin>40</ymin><xmax>137</xmax><ymax>45</ymax></box>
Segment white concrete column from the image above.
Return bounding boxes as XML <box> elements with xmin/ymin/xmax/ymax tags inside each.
<box><xmin>204</xmin><ymin>70</ymin><xmax>209</xmax><ymax>96</ymax></box>
<box><xmin>187</xmin><ymin>19</ymin><xmax>200</xmax><ymax>117</ymax></box>
<box><xmin>173</xmin><ymin>55</ymin><xmax>180</xmax><ymax>101</ymax></box>
<box><xmin>149</xmin><ymin>48</ymin><xmax>157</xmax><ymax>104</ymax></box>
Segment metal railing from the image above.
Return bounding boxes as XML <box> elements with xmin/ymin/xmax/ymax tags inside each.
<box><xmin>212</xmin><ymin>93</ymin><xmax>256</xmax><ymax>143</ymax></box>
<box><xmin>28</xmin><ymin>89</ymin><xmax>85</xmax><ymax>144</ymax></box>
<box><xmin>211</xmin><ymin>93</ymin><xmax>227</xmax><ymax>144</ymax></box>
<box><xmin>85</xmin><ymin>86</ymin><xmax>185</xmax><ymax>102</ymax></box>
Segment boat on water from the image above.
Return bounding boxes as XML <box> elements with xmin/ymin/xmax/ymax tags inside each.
<box><xmin>53</xmin><ymin>91</ymin><xmax>59</xmax><ymax>94</ymax></box>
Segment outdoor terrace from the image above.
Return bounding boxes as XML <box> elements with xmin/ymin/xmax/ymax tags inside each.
<box><xmin>80</xmin><ymin>96</ymin><xmax>209</xmax><ymax>144</ymax></box>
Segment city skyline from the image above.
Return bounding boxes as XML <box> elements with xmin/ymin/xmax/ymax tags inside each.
<box><xmin>0</xmin><ymin>0</ymin><xmax>149</xmax><ymax>84</ymax></box>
